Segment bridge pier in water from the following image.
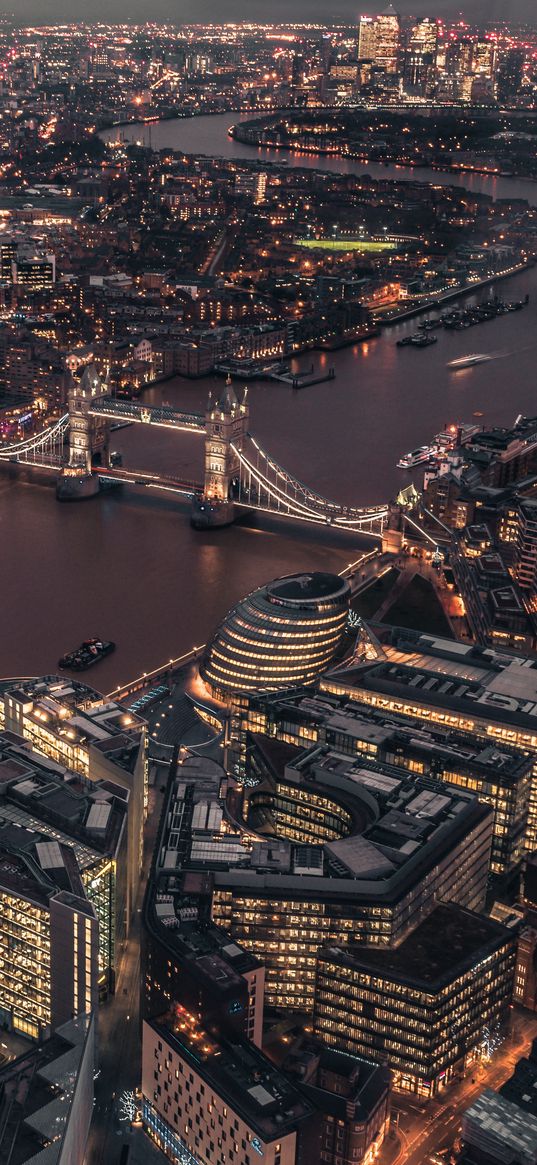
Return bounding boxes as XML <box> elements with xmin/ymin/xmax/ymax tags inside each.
<box><xmin>56</xmin><ymin>364</ymin><xmax>110</xmax><ymax>500</ymax></box>
<box><xmin>17</xmin><ymin>365</ymin><xmax>391</xmax><ymax>536</ymax></box>
<box><xmin>191</xmin><ymin>377</ymin><xmax>249</xmax><ymax>529</ymax></box>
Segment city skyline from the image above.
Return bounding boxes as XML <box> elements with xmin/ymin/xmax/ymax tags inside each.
<box><xmin>1</xmin><ymin>9</ymin><xmax>537</xmax><ymax>1165</ymax></box>
<box><xmin>9</xmin><ymin>0</ymin><xmax>537</xmax><ymax>26</ymax></box>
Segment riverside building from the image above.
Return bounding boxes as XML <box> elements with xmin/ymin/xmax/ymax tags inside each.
<box><xmin>314</xmin><ymin>903</ymin><xmax>516</xmax><ymax>1099</ymax></box>
<box><xmin>320</xmin><ymin>626</ymin><xmax>537</xmax><ymax>858</ymax></box>
<box><xmin>1</xmin><ymin>676</ymin><xmax>147</xmax><ymax>921</ymax></box>
<box><xmin>200</xmin><ymin>572</ymin><xmax>351</xmax><ymax>701</ymax></box>
<box><xmin>238</xmin><ymin>690</ymin><xmax>532</xmax><ymax>878</ymax></box>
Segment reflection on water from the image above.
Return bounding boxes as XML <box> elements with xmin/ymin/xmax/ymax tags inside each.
<box><xmin>2</xmin><ymin>118</ymin><xmax>535</xmax><ymax>689</ymax></box>
<box><xmin>101</xmin><ymin>111</ymin><xmax>537</xmax><ymax>208</ymax></box>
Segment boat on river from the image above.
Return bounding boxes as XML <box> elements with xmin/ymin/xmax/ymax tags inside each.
<box><xmin>58</xmin><ymin>639</ymin><xmax>115</xmax><ymax>671</ymax></box>
<box><xmin>396</xmin><ymin>446</ymin><xmax>432</xmax><ymax>469</ymax></box>
<box><xmin>447</xmin><ymin>354</ymin><xmax>492</xmax><ymax>370</ymax></box>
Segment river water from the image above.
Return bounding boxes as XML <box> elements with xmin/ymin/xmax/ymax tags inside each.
<box><xmin>1</xmin><ymin>113</ymin><xmax>536</xmax><ymax>691</ymax></box>
<box><xmin>102</xmin><ymin>111</ymin><xmax>537</xmax><ymax>206</ymax></box>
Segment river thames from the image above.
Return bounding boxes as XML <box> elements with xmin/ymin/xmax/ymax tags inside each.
<box><xmin>1</xmin><ymin>113</ymin><xmax>536</xmax><ymax>690</ymax></box>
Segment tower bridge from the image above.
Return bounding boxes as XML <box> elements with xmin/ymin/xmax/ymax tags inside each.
<box><xmin>0</xmin><ymin>364</ymin><xmax>391</xmax><ymax>538</ymax></box>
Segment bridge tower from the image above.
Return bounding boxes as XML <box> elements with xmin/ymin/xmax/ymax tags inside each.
<box><xmin>57</xmin><ymin>364</ymin><xmax>110</xmax><ymax>500</ymax></box>
<box><xmin>192</xmin><ymin>377</ymin><xmax>249</xmax><ymax>528</ymax></box>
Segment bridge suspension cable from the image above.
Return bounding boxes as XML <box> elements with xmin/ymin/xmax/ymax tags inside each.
<box><xmin>232</xmin><ymin>437</ymin><xmax>389</xmax><ymax>534</ymax></box>
<box><xmin>0</xmin><ymin>414</ymin><xmax>69</xmax><ymax>463</ymax></box>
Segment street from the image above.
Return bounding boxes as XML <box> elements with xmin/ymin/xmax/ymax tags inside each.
<box><xmin>85</xmin><ymin>778</ymin><xmax>166</xmax><ymax>1165</ymax></box>
<box><xmin>383</xmin><ymin>1010</ymin><xmax>537</xmax><ymax>1165</ymax></box>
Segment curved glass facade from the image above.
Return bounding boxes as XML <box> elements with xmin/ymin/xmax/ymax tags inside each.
<box><xmin>201</xmin><ymin>572</ymin><xmax>351</xmax><ymax>698</ymax></box>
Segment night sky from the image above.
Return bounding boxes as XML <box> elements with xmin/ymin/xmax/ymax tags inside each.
<box><xmin>9</xmin><ymin>0</ymin><xmax>534</xmax><ymax>26</ymax></box>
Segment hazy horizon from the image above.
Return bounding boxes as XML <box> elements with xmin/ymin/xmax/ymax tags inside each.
<box><xmin>8</xmin><ymin>0</ymin><xmax>536</xmax><ymax>28</ymax></box>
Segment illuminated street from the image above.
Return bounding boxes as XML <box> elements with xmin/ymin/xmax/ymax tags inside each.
<box><xmin>2</xmin><ymin>10</ymin><xmax>537</xmax><ymax>1165</ymax></box>
<box><xmin>384</xmin><ymin>1011</ymin><xmax>537</xmax><ymax>1165</ymax></box>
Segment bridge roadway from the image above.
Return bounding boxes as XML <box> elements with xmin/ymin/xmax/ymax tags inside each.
<box><xmin>97</xmin><ymin>465</ymin><xmax>202</xmax><ymax>496</ymax></box>
<box><xmin>89</xmin><ymin>396</ymin><xmax>205</xmax><ymax>433</ymax></box>
<box><xmin>0</xmin><ymin>408</ymin><xmax>391</xmax><ymax>536</ymax></box>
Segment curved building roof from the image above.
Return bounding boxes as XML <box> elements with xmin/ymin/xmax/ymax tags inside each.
<box><xmin>201</xmin><ymin>572</ymin><xmax>351</xmax><ymax>698</ymax></box>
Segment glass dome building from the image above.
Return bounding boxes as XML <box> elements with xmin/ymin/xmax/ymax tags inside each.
<box><xmin>201</xmin><ymin>572</ymin><xmax>351</xmax><ymax>699</ymax></box>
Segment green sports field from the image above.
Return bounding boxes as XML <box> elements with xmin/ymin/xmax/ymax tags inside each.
<box><xmin>295</xmin><ymin>237</ymin><xmax>397</xmax><ymax>252</ymax></box>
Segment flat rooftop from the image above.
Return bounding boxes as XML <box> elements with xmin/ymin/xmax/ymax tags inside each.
<box><xmin>323</xmin><ymin>627</ymin><xmax>537</xmax><ymax>734</ymax></box>
<box><xmin>151</xmin><ymin>735</ymin><xmax>491</xmax><ymax>910</ymax></box>
<box><xmin>501</xmin><ymin>1052</ymin><xmax>537</xmax><ymax>1116</ymax></box>
<box><xmin>144</xmin><ymin>754</ymin><xmax>261</xmax><ymax>981</ymax></box>
<box><xmin>463</xmin><ymin>1088</ymin><xmax>537</xmax><ymax>1162</ymax></box>
<box><xmin>151</xmin><ymin>1007</ymin><xmax>315</xmax><ymax>1142</ymax></box>
<box><xmin>0</xmin><ymin>732</ymin><xmax>126</xmax><ymax>865</ymax></box>
<box><xmin>247</xmin><ymin>688</ymin><xmax>532</xmax><ymax>783</ymax></box>
<box><xmin>317</xmin><ymin>704</ymin><xmax>531</xmax><ymax>782</ymax></box>
<box><xmin>4</xmin><ymin>676</ymin><xmax>145</xmax><ymax>773</ymax></box>
<box><xmin>320</xmin><ymin>903</ymin><xmax>512</xmax><ymax>990</ymax></box>
<box><xmin>0</xmin><ymin>841</ymin><xmax>92</xmax><ymax>915</ymax></box>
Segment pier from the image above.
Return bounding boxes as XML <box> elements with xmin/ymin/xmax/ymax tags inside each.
<box><xmin>269</xmin><ymin>365</ymin><xmax>336</xmax><ymax>389</ymax></box>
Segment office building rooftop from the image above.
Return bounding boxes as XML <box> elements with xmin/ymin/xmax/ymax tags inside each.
<box><xmin>0</xmin><ymin>837</ymin><xmax>93</xmax><ymax>915</ymax></box>
<box><xmin>144</xmin><ymin>753</ymin><xmax>261</xmax><ymax>994</ymax></box>
<box><xmin>319</xmin><ymin>902</ymin><xmax>513</xmax><ymax>991</ymax></box>
<box><xmin>3</xmin><ymin>676</ymin><xmax>145</xmax><ymax>774</ymax></box>
<box><xmin>0</xmin><ymin>1013</ymin><xmax>94</xmax><ymax>1165</ymax></box>
<box><xmin>501</xmin><ymin>1045</ymin><xmax>537</xmax><ymax>1117</ymax></box>
<box><xmin>323</xmin><ymin>625</ymin><xmax>537</xmax><ymax>735</ymax></box>
<box><xmin>154</xmin><ymin>737</ymin><xmax>491</xmax><ymax>907</ymax></box>
<box><xmin>0</xmin><ymin>731</ymin><xmax>127</xmax><ymax>868</ymax></box>
<box><xmin>463</xmin><ymin>1088</ymin><xmax>537</xmax><ymax>1165</ymax></box>
<box><xmin>246</xmin><ymin>685</ymin><xmax>531</xmax><ymax>770</ymax></box>
<box><xmin>151</xmin><ymin>1006</ymin><xmax>316</xmax><ymax>1143</ymax></box>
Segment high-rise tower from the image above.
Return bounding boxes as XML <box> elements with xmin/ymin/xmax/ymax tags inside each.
<box><xmin>404</xmin><ymin>17</ymin><xmax>438</xmax><ymax>94</ymax></box>
<box><xmin>358</xmin><ymin>4</ymin><xmax>400</xmax><ymax>74</ymax></box>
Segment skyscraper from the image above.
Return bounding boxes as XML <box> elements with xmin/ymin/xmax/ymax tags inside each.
<box><xmin>357</xmin><ymin>15</ymin><xmax>376</xmax><ymax>62</ymax></box>
<box><xmin>404</xmin><ymin>17</ymin><xmax>438</xmax><ymax>95</ymax></box>
<box><xmin>497</xmin><ymin>47</ymin><xmax>525</xmax><ymax>104</ymax></box>
<box><xmin>375</xmin><ymin>3</ymin><xmax>401</xmax><ymax>74</ymax></box>
<box><xmin>472</xmin><ymin>39</ymin><xmax>497</xmax><ymax>79</ymax></box>
<box><xmin>358</xmin><ymin>4</ymin><xmax>400</xmax><ymax>74</ymax></box>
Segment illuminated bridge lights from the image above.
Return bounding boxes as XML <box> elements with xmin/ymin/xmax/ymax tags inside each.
<box><xmin>88</xmin><ymin>396</ymin><xmax>205</xmax><ymax>434</ymax></box>
<box><xmin>0</xmin><ymin>404</ymin><xmax>391</xmax><ymax>537</ymax></box>
<box><xmin>0</xmin><ymin>414</ymin><xmax>68</xmax><ymax>466</ymax></box>
<box><xmin>232</xmin><ymin>435</ymin><xmax>389</xmax><ymax>535</ymax></box>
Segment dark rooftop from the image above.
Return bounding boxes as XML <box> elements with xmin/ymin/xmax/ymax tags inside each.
<box><xmin>320</xmin><ymin>903</ymin><xmax>513</xmax><ymax>990</ymax></box>
<box><xmin>0</xmin><ymin>839</ymin><xmax>93</xmax><ymax>916</ymax></box>
<box><xmin>0</xmin><ymin>1014</ymin><xmax>93</xmax><ymax>1165</ymax></box>
<box><xmin>151</xmin><ymin>1007</ymin><xmax>315</xmax><ymax>1142</ymax></box>
<box><xmin>501</xmin><ymin>1051</ymin><xmax>537</xmax><ymax>1116</ymax></box>
<box><xmin>267</xmin><ymin>572</ymin><xmax>348</xmax><ymax>604</ymax></box>
<box><xmin>281</xmin><ymin>1038</ymin><xmax>390</xmax><ymax>1123</ymax></box>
